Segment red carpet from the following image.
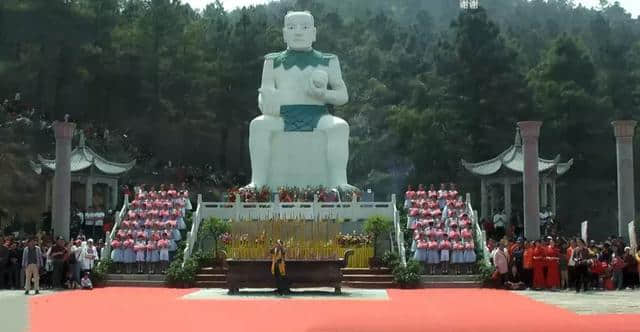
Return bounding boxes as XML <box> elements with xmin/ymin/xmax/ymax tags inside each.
<box><xmin>29</xmin><ymin>288</ymin><xmax>640</xmax><ymax>332</ymax></box>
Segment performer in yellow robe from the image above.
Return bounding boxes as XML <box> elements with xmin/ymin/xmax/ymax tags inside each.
<box><xmin>271</xmin><ymin>239</ymin><xmax>289</xmax><ymax>295</ymax></box>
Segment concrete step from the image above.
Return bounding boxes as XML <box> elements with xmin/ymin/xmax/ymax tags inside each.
<box><xmin>106</xmin><ymin>274</ymin><xmax>166</xmax><ymax>282</ymax></box>
<box><xmin>195</xmin><ymin>280</ymin><xmax>227</xmax><ymax>288</ymax></box>
<box><xmin>342</xmin><ymin>268</ymin><xmax>391</xmax><ymax>275</ymax></box>
<box><xmin>104</xmin><ymin>279</ymin><xmax>166</xmax><ymax>287</ymax></box>
<box><xmin>195</xmin><ymin>274</ymin><xmax>227</xmax><ymax>282</ymax></box>
<box><xmin>343</xmin><ymin>281</ymin><xmax>397</xmax><ymax>289</ymax></box>
<box><xmin>342</xmin><ymin>274</ymin><xmax>394</xmax><ymax>282</ymax></box>
<box><xmin>420</xmin><ymin>281</ymin><xmax>482</xmax><ymax>288</ymax></box>
<box><xmin>421</xmin><ymin>274</ymin><xmax>479</xmax><ymax>282</ymax></box>
<box><xmin>198</xmin><ymin>267</ymin><xmax>227</xmax><ymax>274</ymax></box>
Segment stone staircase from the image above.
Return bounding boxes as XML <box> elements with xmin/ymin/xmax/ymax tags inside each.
<box><xmin>104</xmin><ymin>274</ymin><xmax>166</xmax><ymax>287</ymax></box>
<box><xmin>193</xmin><ymin>266</ymin><xmax>481</xmax><ymax>289</ymax></box>
<box><xmin>195</xmin><ymin>266</ymin><xmax>227</xmax><ymax>288</ymax></box>
<box><xmin>342</xmin><ymin>268</ymin><xmax>396</xmax><ymax>289</ymax></box>
<box><xmin>420</xmin><ymin>274</ymin><xmax>481</xmax><ymax>288</ymax></box>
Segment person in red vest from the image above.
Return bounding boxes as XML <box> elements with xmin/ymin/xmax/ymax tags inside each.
<box><xmin>545</xmin><ymin>238</ymin><xmax>561</xmax><ymax>289</ymax></box>
<box><xmin>532</xmin><ymin>240</ymin><xmax>546</xmax><ymax>290</ymax></box>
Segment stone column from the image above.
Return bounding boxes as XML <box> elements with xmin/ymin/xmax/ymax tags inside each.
<box><xmin>540</xmin><ymin>177</ymin><xmax>548</xmax><ymax>210</ymax></box>
<box><xmin>44</xmin><ymin>179</ymin><xmax>51</xmax><ymax>211</ymax></box>
<box><xmin>112</xmin><ymin>179</ymin><xmax>119</xmax><ymax>210</ymax></box>
<box><xmin>503</xmin><ymin>178</ymin><xmax>511</xmax><ymax>228</ymax></box>
<box><xmin>612</xmin><ymin>120</ymin><xmax>637</xmax><ymax>239</ymax></box>
<box><xmin>489</xmin><ymin>185</ymin><xmax>496</xmax><ymax>217</ymax></box>
<box><xmin>550</xmin><ymin>178</ymin><xmax>557</xmax><ymax>216</ymax></box>
<box><xmin>85</xmin><ymin>178</ymin><xmax>93</xmax><ymax>210</ymax></box>
<box><xmin>52</xmin><ymin>121</ymin><xmax>76</xmax><ymax>240</ymax></box>
<box><xmin>480</xmin><ymin>177</ymin><xmax>488</xmax><ymax>220</ymax></box>
<box><xmin>518</xmin><ymin>121</ymin><xmax>542</xmax><ymax>240</ymax></box>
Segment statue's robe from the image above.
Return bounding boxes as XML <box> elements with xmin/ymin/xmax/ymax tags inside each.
<box><xmin>265</xmin><ymin>49</ymin><xmax>336</xmax><ymax>132</ymax></box>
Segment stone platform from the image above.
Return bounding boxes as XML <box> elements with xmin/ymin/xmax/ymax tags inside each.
<box><xmin>104</xmin><ymin>274</ymin><xmax>166</xmax><ymax>287</ymax></box>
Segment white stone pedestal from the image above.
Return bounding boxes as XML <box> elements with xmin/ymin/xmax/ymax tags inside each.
<box><xmin>518</xmin><ymin>121</ymin><xmax>542</xmax><ymax>240</ymax></box>
<box><xmin>52</xmin><ymin>121</ymin><xmax>75</xmax><ymax>240</ymax></box>
<box><xmin>268</xmin><ymin>131</ymin><xmax>329</xmax><ymax>189</ymax></box>
<box><xmin>612</xmin><ymin>120</ymin><xmax>636</xmax><ymax>240</ymax></box>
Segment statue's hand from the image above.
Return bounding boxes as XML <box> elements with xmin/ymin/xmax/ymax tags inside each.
<box><xmin>307</xmin><ymin>70</ymin><xmax>329</xmax><ymax>102</ymax></box>
<box><xmin>258</xmin><ymin>87</ymin><xmax>279</xmax><ymax>116</ymax></box>
<box><xmin>307</xmin><ymin>85</ymin><xmax>327</xmax><ymax>101</ymax></box>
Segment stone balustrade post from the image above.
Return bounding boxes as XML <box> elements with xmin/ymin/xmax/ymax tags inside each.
<box><xmin>518</xmin><ymin>121</ymin><xmax>542</xmax><ymax>240</ymax></box>
<box><xmin>612</xmin><ymin>120</ymin><xmax>637</xmax><ymax>239</ymax></box>
<box><xmin>52</xmin><ymin>121</ymin><xmax>75</xmax><ymax>240</ymax></box>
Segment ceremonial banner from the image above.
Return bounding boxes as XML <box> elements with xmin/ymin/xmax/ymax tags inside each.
<box><xmin>629</xmin><ymin>221</ymin><xmax>637</xmax><ymax>251</ymax></box>
<box><xmin>581</xmin><ymin>221</ymin><xmax>588</xmax><ymax>243</ymax></box>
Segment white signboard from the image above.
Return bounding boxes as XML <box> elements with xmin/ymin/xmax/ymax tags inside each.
<box><xmin>581</xmin><ymin>221</ymin><xmax>588</xmax><ymax>243</ymax></box>
<box><xmin>629</xmin><ymin>221</ymin><xmax>637</xmax><ymax>251</ymax></box>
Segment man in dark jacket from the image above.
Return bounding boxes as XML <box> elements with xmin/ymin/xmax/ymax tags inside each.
<box><xmin>0</xmin><ymin>238</ymin><xmax>9</xmax><ymax>288</ymax></box>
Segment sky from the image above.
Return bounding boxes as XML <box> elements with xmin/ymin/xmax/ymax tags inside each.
<box><xmin>184</xmin><ymin>0</ymin><xmax>640</xmax><ymax>16</ymax></box>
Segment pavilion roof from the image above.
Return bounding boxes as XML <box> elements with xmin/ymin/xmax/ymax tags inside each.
<box><xmin>461</xmin><ymin>128</ymin><xmax>573</xmax><ymax>177</ymax></box>
<box><xmin>32</xmin><ymin>136</ymin><xmax>135</xmax><ymax>176</ymax></box>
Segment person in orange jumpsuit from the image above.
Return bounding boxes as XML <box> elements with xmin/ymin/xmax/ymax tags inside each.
<box><xmin>522</xmin><ymin>241</ymin><xmax>534</xmax><ymax>288</ymax></box>
<box><xmin>545</xmin><ymin>238</ymin><xmax>561</xmax><ymax>289</ymax></box>
<box><xmin>532</xmin><ymin>240</ymin><xmax>546</xmax><ymax>289</ymax></box>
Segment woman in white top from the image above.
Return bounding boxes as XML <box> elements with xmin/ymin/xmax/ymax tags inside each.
<box><xmin>79</xmin><ymin>239</ymin><xmax>98</xmax><ymax>273</ymax></box>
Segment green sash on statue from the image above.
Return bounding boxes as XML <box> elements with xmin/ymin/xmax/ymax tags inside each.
<box><xmin>267</xmin><ymin>49</ymin><xmax>334</xmax><ymax>70</ymax></box>
<box><xmin>280</xmin><ymin>105</ymin><xmax>328</xmax><ymax>132</ymax></box>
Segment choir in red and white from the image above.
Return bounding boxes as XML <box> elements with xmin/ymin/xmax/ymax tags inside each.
<box><xmin>405</xmin><ymin>183</ymin><xmax>476</xmax><ymax>274</ymax></box>
<box><xmin>110</xmin><ymin>184</ymin><xmax>189</xmax><ymax>274</ymax></box>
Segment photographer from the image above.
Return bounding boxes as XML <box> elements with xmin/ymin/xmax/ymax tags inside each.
<box><xmin>572</xmin><ymin>239</ymin><xmax>591</xmax><ymax>293</ymax></box>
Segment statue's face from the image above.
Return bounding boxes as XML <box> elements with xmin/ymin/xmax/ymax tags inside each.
<box><xmin>283</xmin><ymin>12</ymin><xmax>316</xmax><ymax>51</ymax></box>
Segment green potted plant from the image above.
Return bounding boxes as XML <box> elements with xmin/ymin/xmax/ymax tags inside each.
<box><xmin>392</xmin><ymin>259</ymin><xmax>423</xmax><ymax>288</ymax></box>
<box><xmin>363</xmin><ymin>215</ymin><xmax>393</xmax><ymax>268</ymax></box>
<box><xmin>91</xmin><ymin>258</ymin><xmax>113</xmax><ymax>287</ymax></box>
<box><xmin>200</xmin><ymin>217</ymin><xmax>231</xmax><ymax>265</ymax></box>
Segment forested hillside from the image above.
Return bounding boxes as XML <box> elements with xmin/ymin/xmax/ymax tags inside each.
<box><xmin>1</xmin><ymin>0</ymin><xmax>639</xmax><ymax>235</ymax></box>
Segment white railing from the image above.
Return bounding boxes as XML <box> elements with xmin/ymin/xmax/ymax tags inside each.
<box><xmin>103</xmin><ymin>194</ymin><xmax>129</xmax><ymax>261</ymax></box>
<box><xmin>183</xmin><ymin>194</ymin><xmax>396</xmax><ymax>266</ymax></box>
<box><xmin>467</xmin><ymin>193</ymin><xmax>490</xmax><ymax>266</ymax></box>
<box><xmin>197</xmin><ymin>194</ymin><xmax>396</xmax><ymax>222</ymax></box>
<box><xmin>182</xmin><ymin>194</ymin><xmax>203</xmax><ymax>267</ymax></box>
<box><xmin>393</xmin><ymin>202</ymin><xmax>407</xmax><ymax>267</ymax></box>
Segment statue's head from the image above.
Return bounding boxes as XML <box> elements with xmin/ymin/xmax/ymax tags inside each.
<box><xmin>283</xmin><ymin>11</ymin><xmax>316</xmax><ymax>51</ymax></box>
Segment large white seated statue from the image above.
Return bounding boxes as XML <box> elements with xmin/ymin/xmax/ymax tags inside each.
<box><xmin>248</xmin><ymin>11</ymin><xmax>357</xmax><ymax>191</ymax></box>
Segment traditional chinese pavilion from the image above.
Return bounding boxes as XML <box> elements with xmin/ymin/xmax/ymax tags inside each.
<box><xmin>461</xmin><ymin>128</ymin><xmax>573</xmax><ymax>223</ymax></box>
<box><xmin>32</xmin><ymin>134</ymin><xmax>136</xmax><ymax>211</ymax></box>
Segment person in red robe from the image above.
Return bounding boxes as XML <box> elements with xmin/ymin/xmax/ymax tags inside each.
<box><xmin>532</xmin><ymin>240</ymin><xmax>546</xmax><ymax>290</ymax></box>
<box><xmin>545</xmin><ymin>238</ymin><xmax>561</xmax><ymax>289</ymax></box>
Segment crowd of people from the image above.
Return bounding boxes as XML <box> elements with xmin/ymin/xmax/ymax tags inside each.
<box><xmin>227</xmin><ymin>186</ymin><xmax>362</xmax><ymax>203</ymax></box>
<box><xmin>405</xmin><ymin>183</ymin><xmax>476</xmax><ymax>275</ymax></box>
<box><xmin>0</xmin><ymin>234</ymin><xmax>102</xmax><ymax>294</ymax></box>
<box><xmin>110</xmin><ymin>184</ymin><xmax>189</xmax><ymax>274</ymax></box>
<box><xmin>488</xmin><ymin>236</ymin><xmax>640</xmax><ymax>292</ymax></box>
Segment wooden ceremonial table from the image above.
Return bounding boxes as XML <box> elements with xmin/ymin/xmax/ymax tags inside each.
<box><xmin>224</xmin><ymin>250</ymin><xmax>353</xmax><ymax>294</ymax></box>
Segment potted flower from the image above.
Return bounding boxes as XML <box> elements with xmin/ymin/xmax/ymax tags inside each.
<box><xmin>363</xmin><ymin>215</ymin><xmax>393</xmax><ymax>268</ymax></box>
<box><xmin>201</xmin><ymin>217</ymin><xmax>231</xmax><ymax>265</ymax></box>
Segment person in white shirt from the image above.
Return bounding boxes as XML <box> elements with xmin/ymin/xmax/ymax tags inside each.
<box><xmin>84</xmin><ymin>207</ymin><xmax>95</xmax><ymax>238</ymax></box>
<box><xmin>80</xmin><ymin>272</ymin><xmax>93</xmax><ymax>290</ymax></box>
<box><xmin>79</xmin><ymin>239</ymin><xmax>98</xmax><ymax>273</ymax></box>
<box><xmin>94</xmin><ymin>208</ymin><xmax>105</xmax><ymax>238</ymax></box>
<box><xmin>493</xmin><ymin>210</ymin><xmax>506</xmax><ymax>240</ymax></box>
<box><xmin>491</xmin><ymin>242</ymin><xmax>509</xmax><ymax>288</ymax></box>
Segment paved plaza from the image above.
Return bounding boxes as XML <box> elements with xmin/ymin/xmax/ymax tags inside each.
<box><xmin>2</xmin><ymin>288</ymin><xmax>640</xmax><ymax>332</ymax></box>
<box><xmin>182</xmin><ymin>287</ymin><xmax>389</xmax><ymax>301</ymax></box>
<box><xmin>518</xmin><ymin>289</ymin><xmax>640</xmax><ymax>315</ymax></box>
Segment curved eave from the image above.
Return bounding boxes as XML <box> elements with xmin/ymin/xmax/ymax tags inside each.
<box><xmin>35</xmin><ymin>146</ymin><xmax>135</xmax><ymax>175</ymax></box>
<box><xmin>461</xmin><ymin>146</ymin><xmax>515</xmax><ymax>176</ymax></box>
<box><xmin>81</xmin><ymin>145</ymin><xmax>136</xmax><ymax>175</ymax></box>
<box><xmin>557</xmin><ymin>159</ymin><xmax>574</xmax><ymax>176</ymax></box>
<box><xmin>464</xmin><ymin>149</ymin><xmax>572</xmax><ymax>177</ymax></box>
